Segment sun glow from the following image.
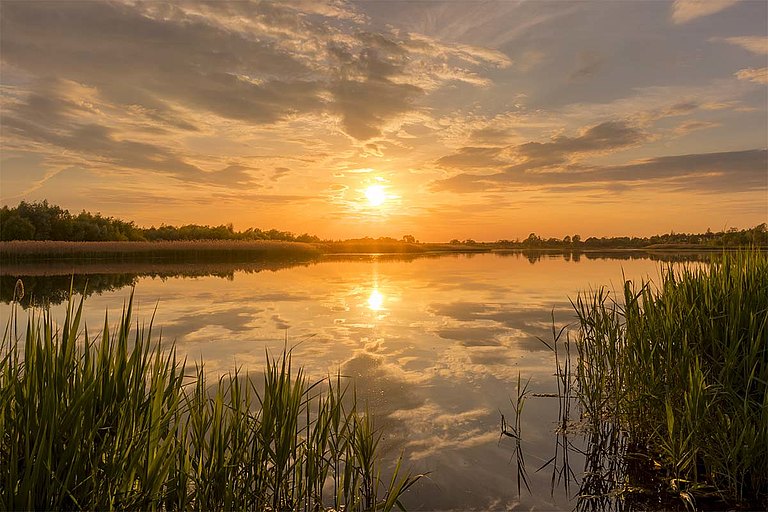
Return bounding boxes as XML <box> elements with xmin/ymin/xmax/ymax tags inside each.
<box><xmin>367</xmin><ymin>289</ymin><xmax>384</xmax><ymax>310</ymax></box>
<box><xmin>364</xmin><ymin>184</ymin><xmax>387</xmax><ymax>207</ymax></box>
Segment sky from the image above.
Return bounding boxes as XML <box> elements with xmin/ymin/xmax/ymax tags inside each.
<box><xmin>1</xmin><ymin>0</ymin><xmax>766</xmax><ymax>241</ymax></box>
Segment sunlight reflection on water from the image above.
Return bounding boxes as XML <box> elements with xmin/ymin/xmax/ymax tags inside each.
<box><xmin>368</xmin><ymin>288</ymin><xmax>385</xmax><ymax>311</ymax></box>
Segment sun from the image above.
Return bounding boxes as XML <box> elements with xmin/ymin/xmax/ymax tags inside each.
<box><xmin>364</xmin><ymin>184</ymin><xmax>387</xmax><ymax>207</ymax></box>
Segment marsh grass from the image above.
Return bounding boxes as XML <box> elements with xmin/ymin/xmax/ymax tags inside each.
<box><xmin>0</xmin><ymin>291</ymin><xmax>420</xmax><ymax>511</ymax></box>
<box><xmin>532</xmin><ymin>250</ymin><xmax>767</xmax><ymax>510</ymax></box>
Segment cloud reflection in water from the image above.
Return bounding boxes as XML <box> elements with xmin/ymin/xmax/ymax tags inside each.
<box><xmin>2</xmin><ymin>253</ymin><xmax>696</xmax><ymax>510</ymax></box>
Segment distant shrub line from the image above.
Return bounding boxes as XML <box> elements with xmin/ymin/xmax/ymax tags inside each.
<box><xmin>2</xmin><ymin>201</ymin><xmax>766</xmax><ymax>248</ymax></box>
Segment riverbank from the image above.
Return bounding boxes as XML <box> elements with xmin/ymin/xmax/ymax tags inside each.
<box><xmin>4</xmin><ymin>239</ymin><xmax>760</xmax><ymax>265</ymax></box>
<box><xmin>0</xmin><ymin>240</ymin><xmax>488</xmax><ymax>261</ymax></box>
<box><xmin>525</xmin><ymin>250</ymin><xmax>768</xmax><ymax>510</ymax></box>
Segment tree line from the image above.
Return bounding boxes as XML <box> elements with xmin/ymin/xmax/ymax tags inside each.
<box><xmin>0</xmin><ymin>201</ymin><xmax>321</xmax><ymax>242</ymax></box>
<box><xmin>490</xmin><ymin>225</ymin><xmax>768</xmax><ymax>248</ymax></box>
<box><xmin>1</xmin><ymin>200</ymin><xmax>765</xmax><ymax>247</ymax></box>
<box><xmin>453</xmin><ymin>226</ymin><xmax>767</xmax><ymax>249</ymax></box>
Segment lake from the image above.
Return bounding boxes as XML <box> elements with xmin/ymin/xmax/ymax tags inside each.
<box><xmin>1</xmin><ymin>251</ymin><xmax>706</xmax><ymax>510</ymax></box>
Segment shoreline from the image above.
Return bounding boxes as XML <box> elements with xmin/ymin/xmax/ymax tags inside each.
<box><xmin>1</xmin><ymin>239</ymin><xmax>757</xmax><ymax>259</ymax></box>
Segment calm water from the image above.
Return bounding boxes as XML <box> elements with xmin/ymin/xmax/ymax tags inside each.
<box><xmin>1</xmin><ymin>252</ymin><xmax>703</xmax><ymax>510</ymax></box>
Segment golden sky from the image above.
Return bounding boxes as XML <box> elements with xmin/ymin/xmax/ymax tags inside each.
<box><xmin>1</xmin><ymin>0</ymin><xmax>766</xmax><ymax>241</ymax></box>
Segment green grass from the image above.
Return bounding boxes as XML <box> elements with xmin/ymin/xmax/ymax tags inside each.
<box><xmin>556</xmin><ymin>250</ymin><xmax>768</xmax><ymax>509</ymax></box>
<box><xmin>0</xmin><ymin>290</ymin><xmax>420</xmax><ymax>511</ymax></box>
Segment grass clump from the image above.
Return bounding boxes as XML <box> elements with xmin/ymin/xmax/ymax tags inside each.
<box><xmin>0</xmin><ymin>291</ymin><xmax>420</xmax><ymax>511</ymax></box>
<box><xmin>568</xmin><ymin>250</ymin><xmax>767</xmax><ymax>509</ymax></box>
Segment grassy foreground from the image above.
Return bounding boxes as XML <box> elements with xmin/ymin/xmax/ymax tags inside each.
<box><xmin>0</xmin><ymin>292</ymin><xmax>420</xmax><ymax>511</ymax></box>
<box><xmin>554</xmin><ymin>251</ymin><xmax>767</xmax><ymax>509</ymax></box>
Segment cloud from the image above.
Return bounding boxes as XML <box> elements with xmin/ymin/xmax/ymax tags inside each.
<box><xmin>327</xmin><ymin>40</ymin><xmax>424</xmax><ymax>139</ymax></box>
<box><xmin>436</xmin><ymin>147</ymin><xmax>508</xmax><ymax>169</ymax></box>
<box><xmin>324</xmin><ymin>29</ymin><xmax>509</xmax><ymax>139</ymax></box>
<box><xmin>1</xmin><ymin>99</ymin><xmax>256</xmax><ymax>186</ymax></box>
<box><xmin>674</xmin><ymin>120</ymin><xmax>720</xmax><ymax>135</ymax></box>
<box><xmin>436</xmin><ymin>326</ymin><xmax>507</xmax><ymax>347</ymax></box>
<box><xmin>437</xmin><ymin>121</ymin><xmax>648</xmax><ymax>171</ymax></box>
<box><xmin>1</xmin><ymin>0</ymin><xmax>507</xmax><ymax>164</ymax></box>
<box><xmin>434</xmin><ymin>149</ymin><xmax>768</xmax><ymax>194</ymax></box>
<box><xmin>270</xmin><ymin>167</ymin><xmax>291</xmax><ymax>181</ymax></box>
<box><xmin>671</xmin><ymin>0</ymin><xmax>739</xmax><ymax>24</ymax></box>
<box><xmin>1</xmin><ymin>2</ymin><xmax>321</xmax><ymax>125</ymax></box>
<box><xmin>363</xmin><ymin>142</ymin><xmax>384</xmax><ymax>157</ymax></box>
<box><xmin>513</xmin><ymin>121</ymin><xmax>647</xmax><ymax>163</ymax></box>
<box><xmin>469</xmin><ymin>127</ymin><xmax>518</xmax><ymax>145</ymax></box>
<box><xmin>569</xmin><ymin>51</ymin><xmax>604</xmax><ymax>81</ymax></box>
<box><xmin>735</xmin><ymin>67</ymin><xmax>768</xmax><ymax>84</ymax></box>
<box><xmin>714</xmin><ymin>36</ymin><xmax>768</xmax><ymax>55</ymax></box>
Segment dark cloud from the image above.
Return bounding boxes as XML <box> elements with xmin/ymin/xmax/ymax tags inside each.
<box><xmin>666</xmin><ymin>101</ymin><xmax>700</xmax><ymax>116</ymax></box>
<box><xmin>0</xmin><ymin>0</ymin><xmax>504</xmax><ymax>171</ymax></box>
<box><xmin>328</xmin><ymin>37</ymin><xmax>424</xmax><ymax>139</ymax></box>
<box><xmin>1</xmin><ymin>107</ymin><xmax>255</xmax><ymax>186</ymax></box>
<box><xmin>436</xmin><ymin>147</ymin><xmax>507</xmax><ymax>169</ymax></box>
<box><xmin>1</xmin><ymin>1</ymin><xmax>320</xmax><ymax>125</ymax></box>
<box><xmin>513</xmin><ymin>121</ymin><xmax>647</xmax><ymax>166</ymax></box>
<box><xmin>434</xmin><ymin>149</ymin><xmax>768</xmax><ymax>194</ymax></box>
<box><xmin>363</xmin><ymin>142</ymin><xmax>384</xmax><ymax>156</ymax></box>
<box><xmin>270</xmin><ymin>314</ymin><xmax>290</xmax><ymax>330</ymax></box>
<box><xmin>569</xmin><ymin>51</ymin><xmax>603</xmax><ymax>81</ymax></box>
<box><xmin>429</xmin><ymin>301</ymin><xmax>573</xmax><ymax>352</ymax></box>
<box><xmin>436</xmin><ymin>326</ymin><xmax>506</xmax><ymax>346</ymax></box>
<box><xmin>433</xmin><ymin>119</ymin><xmax>766</xmax><ymax>195</ymax></box>
<box><xmin>271</xmin><ymin>167</ymin><xmax>291</xmax><ymax>181</ymax></box>
<box><xmin>0</xmin><ymin>1</ymin><xmax>332</xmax><ymax>185</ymax></box>
<box><xmin>437</xmin><ymin>121</ymin><xmax>647</xmax><ymax>171</ymax></box>
<box><xmin>674</xmin><ymin>120</ymin><xmax>719</xmax><ymax>135</ymax></box>
<box><xmin>341</xmin><ymin>353</ymin><xmax>424</xmax><ymax>412</ymax></box>
<box><xmin>431</xmin><ymin>301</ymin><xmax>573</xmax><ymax>328</ymax></box>
<box><xmin>469</xmin><ymin>127</ymin><xmax>516</xmax><ymax>145</ymax></box>
<box><xmin>160</xmin><ymin>306</ymin><xmax>264</xmax><ymax>341</ymax></box>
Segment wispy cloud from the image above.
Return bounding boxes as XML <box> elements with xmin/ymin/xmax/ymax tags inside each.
<box><xmin>671</xmin><ymin>0</ymin><xmax>739</xmax><ymax>24</ymax></box>
<box><xmin>437</xmin><ymin>121</ymin><xmax>649</xmax><ymax>172</ymax></box>
<box><xmin>434</xmin><ymin>149</ymin><xmax>768</xmax><ymax>194</ymax></box>
<box><xmin>713</xmin><ymin>36</ymin><xmax>768</xmax><ymax>54</ymax></box>
<box><xmin>735</xmin><ymin>67</ymin><xmax>768</xmax><ymax>84</ymax></box>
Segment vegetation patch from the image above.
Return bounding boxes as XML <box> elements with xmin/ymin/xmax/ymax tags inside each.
<box><xmin>0</xmin><ymin>291</ymin><xmax>421</xmax><ymax>511</ymax></box>
<box><xmin>510</xmin><ymin>251</ymin><xmax>768</xmax><ymax>510</ymax></box>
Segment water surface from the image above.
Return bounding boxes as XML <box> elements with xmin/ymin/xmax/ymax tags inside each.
<box><xmin>1</xmin><ymin>252</ymin><xmax>703</xmax><ymax>510</ymax></box>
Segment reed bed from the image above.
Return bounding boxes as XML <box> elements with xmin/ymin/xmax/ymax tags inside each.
<box><xmin>0</xmin><ymin>291</ymin><xmax>420</xmax><ymax>511</ymax></box>
<box><xmin>542</xmin><ymin>250</ymin><xmax>768</xmax><ymax>509</ymax></box>
<box><xmin>0</xmin><ymin>240</ymin><xmax>322</xmax><ymax>263</ymax></box>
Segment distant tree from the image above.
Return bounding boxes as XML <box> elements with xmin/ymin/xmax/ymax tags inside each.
<box><xmin>563</xmin><ymin>235</ymin><xmax>571</xmax><ymax>245</ymax></box>
<box><xmin>401</xmin><ymin>234</ymin><xmax>416</xmax><ymax>244</ymax></box>
<box><xmin>1</xmin><ymin>214</ymin><xmax>36</xmax><ymax>240</ymax></box>
<box><xmin>585</xmin><ymin>236</ymin><xmax>600</xmax><ymax>247</ymax></box>
<box><xmin>449</xmin><ymin>239</ymin><xmax>461</xmax><ymax>244</ymax></box>
<box><xmin>296</xmin><ymin>233</ymin><xmax>321</xmax><ymax>243</ymax></box>
<box><xmin>522</xmin><ymin>233</ymin><xmax>541</xmax><ymax>248</ymax></box>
